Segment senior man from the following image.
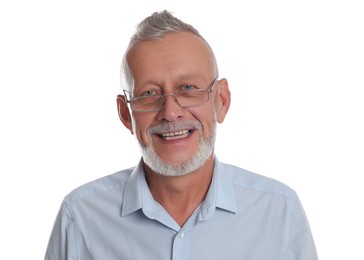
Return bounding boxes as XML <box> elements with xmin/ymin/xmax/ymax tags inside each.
<box><xmin>45</xmin><ymin>10</ymin><xmax>318</xmax><ymax>260</ymax></box>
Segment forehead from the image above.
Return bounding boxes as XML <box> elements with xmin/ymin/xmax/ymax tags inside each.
<box><xmin>126</xmin><ymin>32</ymin><xmax>216</xmax><ymax>86</ymax></box>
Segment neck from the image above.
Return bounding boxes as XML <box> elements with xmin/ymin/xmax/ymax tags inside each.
<box><xmin>144</xmin><ymin>156</ymin><xmax>214</xmax><ymax>227</ymax></box>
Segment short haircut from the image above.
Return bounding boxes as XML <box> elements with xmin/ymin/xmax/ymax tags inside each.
<box><xmin>121</xmin><ymin>10</ymin><xmax>218</xmax><ymax>91</ymax></box>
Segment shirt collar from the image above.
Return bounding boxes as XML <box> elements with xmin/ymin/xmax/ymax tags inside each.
<box><xmin>121</xmin><ymin>159</ymin><xmax>156</xmax><ymax>217</ymax></box>
<box><xmin>199</xmin><ymin>156</ymin><xmax>237</xmax><ymax>220</ymax></box>
<box><xmin>121</xmin><ymin>156</ymin><xmax>237</xmax><ymax>219</ymax></box>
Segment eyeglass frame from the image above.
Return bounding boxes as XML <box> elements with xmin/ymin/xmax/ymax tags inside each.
<box><xmin>122</xmin><ymin>78</ymin><xmax>218</xmax><ymax>112</ymax></box>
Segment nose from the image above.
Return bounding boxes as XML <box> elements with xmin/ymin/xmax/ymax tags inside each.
<box><xmin>157</xmin><ymin>94</ymin><xmax>186</xmax><ymax>121</ymax></box>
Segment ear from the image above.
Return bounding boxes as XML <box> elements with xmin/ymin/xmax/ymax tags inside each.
<box><xmin>117</xmin><ymin>95</ymin><xmax>134</xmax><ymax>134</ymax></box>
<box><xmin>215</xmin><ymin>78</ymin><xmax>231</xmax><ymax>123</ymax></box>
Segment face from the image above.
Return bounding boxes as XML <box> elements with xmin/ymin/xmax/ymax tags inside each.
<box><xmin>118</xmin><ymin>32</ymin><xmax>230</xmax><ymax>176</ymax></box>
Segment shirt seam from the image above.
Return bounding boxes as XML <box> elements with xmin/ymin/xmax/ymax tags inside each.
<box><xmin>64</xmin><ymin>183</ymin><xmax>124</xmax><ymax>205</ymax></box>
<box><xmin>233</xmin><ymin>181</ymin><xmax>298</xmax><ymax>201</ymax></box>
<box><xmin>282</xmin><ymin>198</ymin><xmax>297</xmax><ymax>259</ymax></box>
<box><xmin>63</xmin><ymin>201</ymin><xmax>80</xmax><ymax>260</ymax></box>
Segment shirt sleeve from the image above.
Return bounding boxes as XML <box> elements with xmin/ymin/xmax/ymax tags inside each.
<box><xmin>44</xmin><ymin>201</ymin><xmax>79</xmax><ymax>260</ymax></box>
<box><xmin>284</xmin><ymin>198</ymin><xmax>318</xmax><ymax>260</ymax></box>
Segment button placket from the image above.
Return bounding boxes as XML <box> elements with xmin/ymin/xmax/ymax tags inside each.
<box><xmin>172</xmin><ymin>231</ymin><xmax>189</xmax><ymax>260</ymax></box>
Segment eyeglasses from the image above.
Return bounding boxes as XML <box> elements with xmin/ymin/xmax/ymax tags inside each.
<box><xmin>123</xmin><ymin>78</ymin><xmax>217</xmax><ymax>112</ymax></box>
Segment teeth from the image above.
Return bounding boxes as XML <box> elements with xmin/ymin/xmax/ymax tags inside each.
<box><xmin>162</xmin><ymin>130</ymin><xmax>189</xmax><ymax>137</ymax></box>
<box><xmin>161</xmin><ymin>130</ymin><xmax>190</xmax><ymax>140</ymax></box>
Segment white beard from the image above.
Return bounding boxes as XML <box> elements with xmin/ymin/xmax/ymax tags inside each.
<box><xmin>140</xmin><ymin>121</ymin><xmax>216</xmax><ymax>177</ymax></box>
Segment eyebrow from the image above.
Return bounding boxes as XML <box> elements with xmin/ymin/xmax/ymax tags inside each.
<box><xmin>134</xmin><ymin>74</ymin><xmax>208</xmax><ymax>89</ymax></box>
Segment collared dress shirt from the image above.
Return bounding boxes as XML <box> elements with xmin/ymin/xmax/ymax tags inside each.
<box><xmin>45</xmin><ymin>157</ymin><xmax>318</xmax><ymax>260</ymax></box>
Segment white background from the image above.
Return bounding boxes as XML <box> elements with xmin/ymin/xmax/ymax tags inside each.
<box><xmin>1</xmin><ymin>0</ymin><xmax>363</xmax><ymax>259</ymax></box>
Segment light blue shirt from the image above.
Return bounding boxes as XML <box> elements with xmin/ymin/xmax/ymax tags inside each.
<box><xmin>45</xmin><ymin>157</ymin><xmax>318</xmax><ymax>260</ymax></box>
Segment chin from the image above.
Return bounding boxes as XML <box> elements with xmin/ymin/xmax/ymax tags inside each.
<box><xmin>141</xmin><ymin>121</ymin><xmax>217</xmax><ymax>177</ymax></box>
<box><xmin>142</xmin><ymin>140</ymin><xmax>214</xmax><ymax>177</ymax></box>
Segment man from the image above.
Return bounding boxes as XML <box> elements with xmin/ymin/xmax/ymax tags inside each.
<box><xmin>45</xmin><ymin>10</ymin><xmax>318</xmax><ymax>260</ymax></box>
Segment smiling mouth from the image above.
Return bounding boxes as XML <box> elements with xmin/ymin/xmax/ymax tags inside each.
<box><xmin>158</xmin><ymin>129</ymin><xmax>193</xmax><ymax>140</ymax></box>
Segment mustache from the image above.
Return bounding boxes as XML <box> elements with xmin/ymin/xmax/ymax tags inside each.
<box><xmin>147</xmin><ymin>120</ymin><xmax>202</xmax><ymax>135</ymax></box>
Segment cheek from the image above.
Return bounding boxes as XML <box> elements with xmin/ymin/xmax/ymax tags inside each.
<box><xmin>132</xmin><ymin>114</ymin><xmax>154</xmax><ymax>147</ymax></box>
<box><xmin>191</xmin><ymin>108</ymin><xmax>217</xmax><ymax>135</ymax></box>
<box><xmin>203</xmin><ymin>121</ymin><xmax>217</xmax><ymax>139</ymax></box>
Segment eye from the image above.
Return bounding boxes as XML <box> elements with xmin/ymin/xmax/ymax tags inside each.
<box><xmin>139</xmin><ymin>89</ymin><xmax>159</xmax><ymax>97</ymax></box>
<box><xmin>181</xmin><ymin>84</ymin><xmax>197</xmax><ymax>91</ymax></box>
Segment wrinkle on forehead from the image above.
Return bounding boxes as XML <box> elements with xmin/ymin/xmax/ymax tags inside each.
<box><xmin>126</xmin><ymin>32</ymin><xmax>218</xmax><ymax>91</ymax></box>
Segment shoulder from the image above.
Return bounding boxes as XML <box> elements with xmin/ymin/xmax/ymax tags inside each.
<box><xmin>63</xmin><ymin>167</ymin><xmax>134</xmax><ymax>205</ymax></box>
<box><xmin>220</xmin><ymin>162</ymin><xmax>298</xmax><ymax>201</ymax></box>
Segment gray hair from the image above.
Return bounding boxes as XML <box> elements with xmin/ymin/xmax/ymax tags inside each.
<box><xmin>121</xmin><ymin>10</ymin><xmax>218</xmax><ymax>91</ymax></box>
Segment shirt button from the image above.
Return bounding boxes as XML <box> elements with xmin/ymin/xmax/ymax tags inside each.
<box><xmin>178</xmin><ymin>232</ymin><xmax>184</xmax><ymax>238</ymax></box>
